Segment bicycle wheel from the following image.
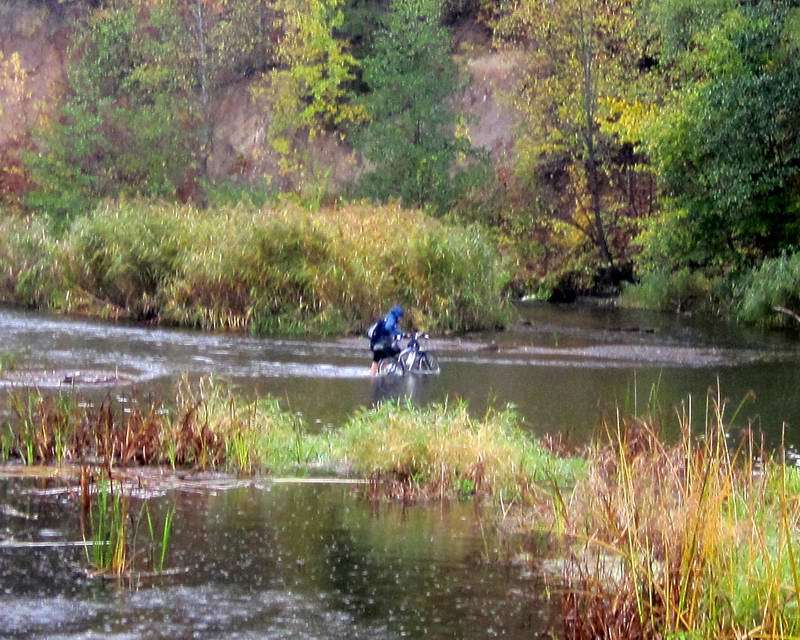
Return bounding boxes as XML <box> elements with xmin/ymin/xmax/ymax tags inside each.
<box><xmin>418</xmin><ymin>352</ymin><xmax>440</xmax><ymax>374</ymax></box>
<box><xmin>378</xmin><ymin>357</ymin><xmax>406</xmax><ymax>377</ymax></box>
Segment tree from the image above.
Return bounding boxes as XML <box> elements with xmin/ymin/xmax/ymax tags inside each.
<box><xmin>641</xmin><ymin>1</ymin><xmax>800</xmax><ymax>270</ymax></box>
<box><xmin>0</xmin><ymin>52</ymin><xmax>26</xmax><ymax>119</ymax></box>
<box><xmin>25</xmin><ymin>3</ymin><xmax>197</xmax><ymax>219</ymax></box>
<box><xmin>355</xmin><ymin>0</ymin><xmax>475</xmax><ymax>211</ymax></box>
<box><xmin>255</xmin><ymin>0</ymin><xmax>362</xmax><ymax>177</ymax></box>
<box><xmin>175</xmin><ymin>0</ymin><xmax>278</xmax><ymax>184</ymax></box>
<box><xmin>511</xmin><ymin>0</ymin><xmax>654</xmax><ymax>272</ymax></box>
<box><xmin>24</xmin><ymin>0</ymin><xmax>275</xmax><ymax>219</ymax></box>
<box><xmin>0</xmin><ymin>51</ymin><xmax>29</xmax><ymax>208</ymax></box>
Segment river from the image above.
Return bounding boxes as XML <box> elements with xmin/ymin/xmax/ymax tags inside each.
<box><xmin>1</xmin><ymin>302</ymin><xmax>798</xmax><ymax>638</ymax></box>
<box><xmin>1</xmin><ymin>302</ymin><xmax>798</xmax><ymax>445</ymax></box>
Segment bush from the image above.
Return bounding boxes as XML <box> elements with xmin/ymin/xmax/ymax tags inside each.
<box><xmin>163</xmin><ymin>200</ymin><xmax>510</xmax><ymax>334</ymax></box>
<box><xmin>736</xmin><ymin>253</ymin><xmax>800</xmax><ymax>327</ymax></box>
<box><xmin>333</xmin><ymin>399</ymin><xmax>582</xmax><ymax>500</ymax></box>
<box><xmin>0</xmin><ymin>216</ymin><xmax>71</xmax><ymax>310</ymax></box>
<box><xmin>66</xmin><ymin>202</ymin><xmax>188</xmax><ymax>319</ymax></box>
<box><xmin>620</xmin><ymin>268</ymin><xmax>713</xmax><ymax>313</ymax></box>
<box><xmin>1</xmin><ymin>199</ymin><xmax>510</xmax><ymax>334</ymax></box>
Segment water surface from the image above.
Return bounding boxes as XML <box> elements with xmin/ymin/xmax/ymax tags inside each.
<box><xmin>1</xmin><ymin>302</ymin><xmax>798</xmax><ymax>445</ymax></box>
<box><xmin>3</xmin><ymin>302</ymin><xmax>800</xmax><ymax>638</ymax></box>
<box><xmin>0</xmin><ymin>474</ymin><xmax>557</xmax><ymax>639</ymax></box>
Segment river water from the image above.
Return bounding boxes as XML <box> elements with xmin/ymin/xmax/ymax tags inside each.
<box><xmin>1</xmin><ymin>302</ymin><xmax>799</xmax><ymax>638</ymax></box>
<box><xmin>1</xmin><ymin>302</ymin><xmax>798</xmax><ymax>444</ymax></box>
<box><xmin>1</xmin><ymin>472</ymin><xmax>556</xmax><ymax>639</ymax></box>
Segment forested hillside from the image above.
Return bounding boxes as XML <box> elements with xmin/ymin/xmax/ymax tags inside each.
<box><xmin>2</xmin><ymin>0</ymin><xmax>800</xmax><ymax>330</ymax></box>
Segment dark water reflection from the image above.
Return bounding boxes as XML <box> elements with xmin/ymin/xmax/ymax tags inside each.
<box><xmin>0</xmin><ymin>476</ymin><xmax>557</xmax><ymax>639</ymax></box>
<box><xmin>1</xmin><ymin>302</ymin><xmax>800</xmax><ymax>446</ymax></box>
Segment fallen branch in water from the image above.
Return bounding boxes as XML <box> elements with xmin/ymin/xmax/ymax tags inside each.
<box><xmin>773</xmin><ymin>305</ymin><xmax>800</xmax><ymax>324</ymax></box>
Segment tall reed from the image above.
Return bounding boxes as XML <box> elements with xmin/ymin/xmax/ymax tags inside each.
<box><xmin>81</xmin><ymin>466</ymin><xmax>176</xmax><ymax>579</ymax></box>
<box><xmin>1</xmin><ymin>378</ymin><xmax>327</xmax><ymax>473</ymax></box>
<box><xmin>86</xmin><ymin>475</ymin><xmax>128</xmax><ymax>576</ymax></box>
<box><xmin>560</xmin><ymin>391</ymin><xmax>800</xmax><ymax>639</ymax></box>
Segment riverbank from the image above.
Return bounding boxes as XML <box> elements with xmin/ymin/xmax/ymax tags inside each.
<box><xmin>3</xmin><ymin>380</ymin><xmax>800</xmax><ymax>637</ymax></box>
<box><xmin>558</xmin><ymin>397</ymin><xmax>800</xmax><ymax>639</ymax></box>
<box><xmin>0</xmin><ymin>200</ymin><xmax>510</xmax><ymax>336</ymax></box>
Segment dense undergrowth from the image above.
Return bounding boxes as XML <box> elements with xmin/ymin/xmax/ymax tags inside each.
<box><xmin>621</xmin><ymin>255</ymin><xmax>800</xmax><ymax>329</ymax></box>
<box><xmin>0</xmin><ymin>200</ymin><xmax>510</xmax><ymax>334</ymax></box>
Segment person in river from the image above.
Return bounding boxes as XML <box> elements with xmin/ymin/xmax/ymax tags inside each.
<box><xmin>368</xmin><ymin>305</ymin><xmax>405</xmax><ymax>376</ymax></box>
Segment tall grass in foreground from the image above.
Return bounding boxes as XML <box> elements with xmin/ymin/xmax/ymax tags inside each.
<box><xmin>560</xmin><ymin>393</ymin><xmax>800</xmax><ymax>639</ymax></box>
<box><xmin>81</xmin><ymin>466</ymin><xmax>176</xmax><ymax>580</ymax></box>
<box><xmin>0</xmin><ymin>200</ymin><xmax>510</xmax><ymax>334</ymax></box>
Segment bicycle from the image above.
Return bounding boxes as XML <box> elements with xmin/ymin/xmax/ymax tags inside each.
<box><xmin>397</xmin><ymin>331</ymin><xmax>440</xmax><ymax>374</ymax></box>
<box><xmin>377</xmin><ymin>337</ymin><xmax>406</xmax><ymax>377</ymax></box>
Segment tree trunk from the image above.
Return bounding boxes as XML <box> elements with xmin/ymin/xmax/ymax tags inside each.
<box><xmin>194</xmin><ymin>0</ymin><xmax>211</xmax><ymax>189</ymax></box>
<box><xmin>578</xmin><ymin>2</ymin><xmax>613</xmax><ymax>268</ymax></box>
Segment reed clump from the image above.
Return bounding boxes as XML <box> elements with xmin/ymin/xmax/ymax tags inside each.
<box><xmin>559</xmin><ymin>394</ymin><xmax>800</xmax><ymax>639</ymax></box>
<box><xmin>80</xmin><ymin>466</ymin><xmax>175</xmax><ymax>580</ymax></box>
<box><xmin>0</xmin><ymin>215</ymin><xmax>75</xmax><ymax>310</ymax></box>
<box><xmin>332</xmin><ymin>399</ymin><xmax>583</xmax><ymax>502</ymax></box>
<box><xmin>0</xmin><ymin>199</ymin><xmax>510</xmax><ymax>334</ymax></box>
<box><xmin>1</xmin><ymin>379</ymin><xmax>327</xmax><ymax>474</ymax></box>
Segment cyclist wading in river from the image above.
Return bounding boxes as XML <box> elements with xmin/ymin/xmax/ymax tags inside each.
<box><xmin>368</xmin><ymin>305</ymin><xmax>404</xmax><ymax>376</ymax></box>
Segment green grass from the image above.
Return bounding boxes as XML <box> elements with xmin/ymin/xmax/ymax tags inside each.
<box><xmin>0</xmin><ymin>199</ymin><xmax>511</xmax><ymax>334</ymax></box>
<box><xmin>82</xmin><ymin>470</ymin><xmax>176</xmax><ymax>579</ymax></box>
<box><xmin>332</xmin><ymin>399</ymin><xmax>583</xmax><ymax>501</ymax></box>
<box><xmin>144</xmin><ymin>502</ymin><xmax>175</xmax><ymax>574</ymax></box>
<box><xmin>87</xmin><ymin>477</ymin><xmax>128</xmax><ymax>576</ymax></box>
<box><xmin>619</xmin><ymin>268</ymin><xmax>715</xmax><ymax>314</ymax></box>
<box><xmin>0</xmin><ymin>351</ymin><xmax>20</xmax><ymax>373</ymax></box>
<box><xmin>1</xmin><ymin>379</ymin><xmax>578</xmax><ymax>503</ymax></box>
<box><xmin>736</xmin><ymin>252</ymin><xmax>800</xmax><ymax>327</ymax></box>
<box><xmin>0</xmin><ymin>216</ymin><xmax>73</xmax><ymax>311</ymax></box>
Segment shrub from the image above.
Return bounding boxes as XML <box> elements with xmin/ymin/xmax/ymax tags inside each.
<box><xmin>620</xmin><ymin>268</ymin><xmax>713</xmax><ymax>313</ymax></box>
<box><xmin>66</xmin><ymin>201</ymin><xmax>188</xmax><ymax>318</ymax></box>
<box><xmin>164</xmin><ymin>200</ymin><xmax>510</xmax><ymax>334</ymax></box>
<box><xmin>736</xmin><ymin>253</ymin><xmax>800</xmax><ymax>327</ymax></box>
<box><xmin>562</xmin><ymin>397</ymin><xmax>800</xmax><ymax>638</ymax></box>
<box><xmin>1</xmin><ymin>199</ymin><xmax>510</xmax><ymax>334</ymax></box>
<box><xmin>332</xmin><ymin>399</ymin><xmax>583</xmax><ymax>500</ymax></box>
<box><xmin>0</xmin><ymin>216</ymin><xmax>71</xmax><ymax>310</ymax></box>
